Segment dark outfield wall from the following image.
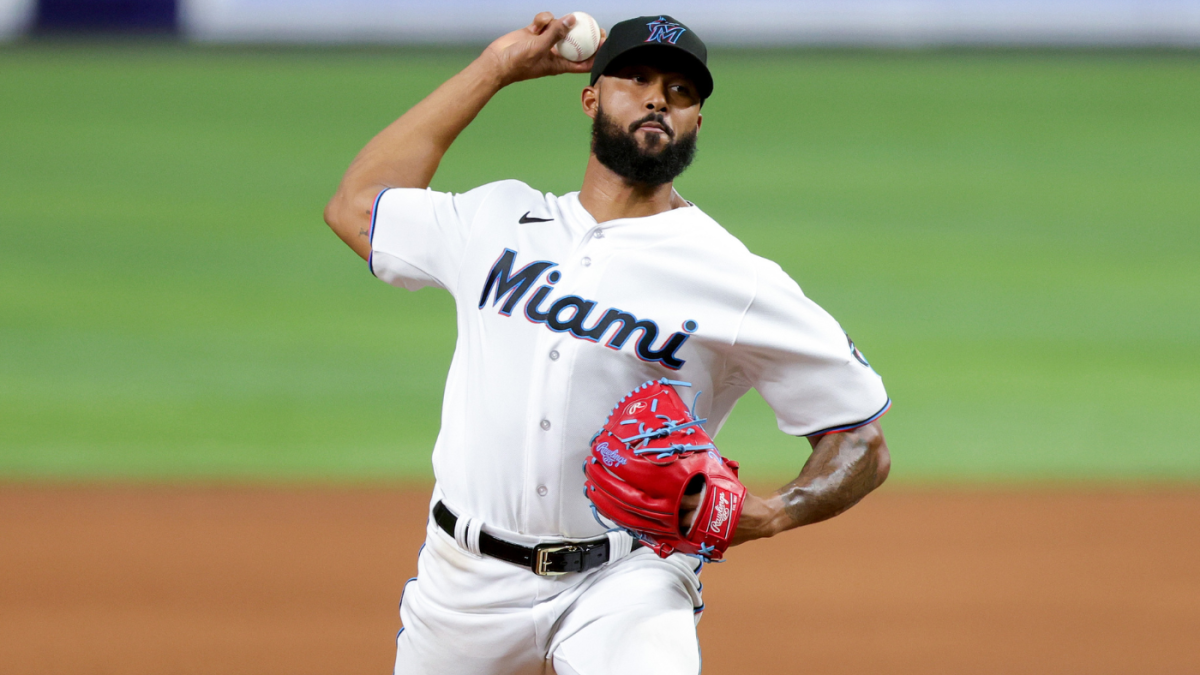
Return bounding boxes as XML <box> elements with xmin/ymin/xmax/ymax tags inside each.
<box><xmin>10</xmin><ymin>1</ymin><xmax>1200</xmax><ymax>43</ymax></box>
<box><xmin>36</xmin><ymin>0</ymin><xmax>177</xmax><ymax>33</ymax></box>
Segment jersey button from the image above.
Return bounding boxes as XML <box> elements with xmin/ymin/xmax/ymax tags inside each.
<box><xmin>581</xmin><ymin>256</ymin><xmax>592</xmax><ymax>267</ymax></box>
<box><xmin>592</xmin><ymin>230</ymin><xmax>604</xmax><ymax>239</ymax></box>
<box><xmin>537</xmin><ymin>485</ymin><xmax>549</xmax><ymax>497</ymax></box>
<box><xmin>540</xmin><ymin>419</ymin><xmax>551</xmax><ymax>431</ymax></box>
<box><xmin>549</xmin><ymin>350</ymin><xmax>560</xmax><ymax>361</ymax></box>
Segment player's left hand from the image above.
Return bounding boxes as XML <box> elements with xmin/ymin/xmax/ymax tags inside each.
<box><xmin>679</xmin><ymin>491</ymin><xmax>702</xmax><ymax>530</ymax></box>
<box><xmin>585</xmin><ymin>378</ymin><xmax>747</xmax><ymax>561</ymax></box>
<box><xmin>481</xmin><ymin>12</ymin><xmax>606</xmax><ymax>86</ymax></box>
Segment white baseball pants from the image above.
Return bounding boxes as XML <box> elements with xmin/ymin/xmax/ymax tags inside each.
<box><xmin>393</xmin><ymin>520</ymin><xmax>705</xmax><ymax>675</ymax></box>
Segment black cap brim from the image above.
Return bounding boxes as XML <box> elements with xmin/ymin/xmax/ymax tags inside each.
<box><xmin>591</xmin><ymin>43</ymin><xmax>713</xmax><ymax>100</ymax></box>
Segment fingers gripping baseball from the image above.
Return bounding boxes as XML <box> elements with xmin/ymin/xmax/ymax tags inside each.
<box><xmin>483</xmin><ymin>13</ymin><xmax>600</xmax><ymax>85</ymax></box>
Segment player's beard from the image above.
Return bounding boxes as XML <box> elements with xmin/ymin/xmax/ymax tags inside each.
<box><xmin>591</xmin><ymin>106</ymin><xmax>698</xmax><ymax>187</ymax></box>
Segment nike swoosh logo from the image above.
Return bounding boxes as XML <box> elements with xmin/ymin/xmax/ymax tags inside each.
<box><xmin>519</xmin><ymin>211</ymin><xmax>554</xmax><ymax>224</ymax></box>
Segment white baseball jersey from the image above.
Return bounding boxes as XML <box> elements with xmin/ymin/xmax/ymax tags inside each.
<box><xmin>369</xmin><ymin>179</ymin><xmax>889</xmax><ymax>541</ymax></box>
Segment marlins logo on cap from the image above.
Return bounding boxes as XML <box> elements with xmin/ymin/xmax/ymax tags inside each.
<box><xmin>645</xmin><ymin>17</ymin><xmax>687</xmax><ymax>44</ymax></box>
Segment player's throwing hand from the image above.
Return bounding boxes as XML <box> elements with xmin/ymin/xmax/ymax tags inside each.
<box><xmin>482</xmin><ymin>12</ymin><xmax>605</xmax><ymax>86</ymax></box>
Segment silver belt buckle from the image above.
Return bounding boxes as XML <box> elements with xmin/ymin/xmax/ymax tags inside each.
<box><xmin>534</xmin><ymin>544</ymin><xmax>580</xmax><ymax>576</ymax></box>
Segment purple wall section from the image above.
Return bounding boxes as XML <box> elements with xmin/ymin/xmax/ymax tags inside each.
<box><xmin>36</xmin><ymin>0</ymin><xmax>177</xmax><ymax>33</ymax></box>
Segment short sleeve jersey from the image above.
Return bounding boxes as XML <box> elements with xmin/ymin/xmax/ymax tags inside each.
<box><xmin>370</xmin><ymin>180</ymin><xmax>889</xmax><ymax>539</ymax></box>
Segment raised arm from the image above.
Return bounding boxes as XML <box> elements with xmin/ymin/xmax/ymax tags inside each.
<box><xmin>732</xmin><ymin>421</ymin><xmax>891</xmax><ymax>544</ymax></box>
<box><xmin>323</xmin><ymin>12</ymin><xmax>598</xmax><ymax>260</ymax></box>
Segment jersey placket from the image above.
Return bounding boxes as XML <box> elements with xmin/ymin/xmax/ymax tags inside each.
<box><xmin>520</xmin><ymin>222</ymin><xmax>612</xmax><ymax>535</ymax></box>
<box><xmin>521</xmin><ymin>322</ymin><xmax>570</xmax><ymax>534</ymax></box>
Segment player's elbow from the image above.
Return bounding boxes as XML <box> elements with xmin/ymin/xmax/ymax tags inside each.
<box><xmin>856</xmin><ymin>421</ymin><xmax>890</xmax><ymax>489</ymax></box>
<box><xmin>323</xmin><ymin>193</ymin><xmax>346</xmax><ymax>233</ymax></box>
<box><xmin>322</xmin><ymin>191</ymin><xmax>373</xmax><ymax>261</ymax></box>
<box><xmin>873</xmin><ymin>443</ymin><xmax>891</xmax><ymax>488</ymax></box>
<box><xmin>325</xmin><ymin>187</ymin><xmax>378</xmax><ymax>237</ymax></box>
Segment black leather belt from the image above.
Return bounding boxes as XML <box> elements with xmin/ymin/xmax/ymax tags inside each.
<box><xmin>432</xmin><ymin>500</ymin><xmax>639</xmax><ymax>576</ymax></box>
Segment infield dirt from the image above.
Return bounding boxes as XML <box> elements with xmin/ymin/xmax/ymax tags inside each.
<box><xmin>2</xmin><ymin>486</ymin><xmax>1197</xmax><ymax>674</ymax></box>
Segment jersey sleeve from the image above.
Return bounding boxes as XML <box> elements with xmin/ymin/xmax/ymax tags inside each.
<box><xmin>727</xmin><ymin>258</ymin><xmax>890</xmax><ymax>437</ymax></box>
<box><xmin>368</xmin><ymin>182</ymin><xmax>501</xmax><ymax>294</ymax></box>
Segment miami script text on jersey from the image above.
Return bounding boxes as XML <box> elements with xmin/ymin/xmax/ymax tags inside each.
<box><xmin>478</xmin><ymin>248</ymin><xmax>694</xmax><ymax>370</ymax></box>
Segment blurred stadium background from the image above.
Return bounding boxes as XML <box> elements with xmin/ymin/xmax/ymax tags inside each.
<box><xmin>2</xmin><ymin>0</ymin><xmax>1197</xmax><ymax>484</ymax></box>
<box><xmin>1</xmin><ymin>2</ymin><xmax>1198</xmax><ymax>674</ymax></box>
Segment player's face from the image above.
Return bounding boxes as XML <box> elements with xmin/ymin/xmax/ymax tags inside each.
<box><xmin>584</xmin><ymin>64</ymin><xmax>703</xmax><ymax>186</ymax></box>
<box><xmin>587</xmin><ymin>64</ymin><xmax>703</xmax><ymax>152</ymax></box>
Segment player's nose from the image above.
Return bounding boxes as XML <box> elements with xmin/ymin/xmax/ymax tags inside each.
<box><xmin>643</xmin><ymin>85</ymin><xmax>668</xmax><ymax>112</ymax></box>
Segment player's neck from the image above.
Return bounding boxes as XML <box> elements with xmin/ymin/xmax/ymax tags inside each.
<box><xmin>578</xmin><ymin>155</ymin><xmax>688</xmax><ymax>223</ymax></box>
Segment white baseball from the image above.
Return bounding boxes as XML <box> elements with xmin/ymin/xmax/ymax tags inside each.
<box><xmin>557</xmin><ymin>12</ymin><xmax>601</xmax><ymax>62</ymax></box>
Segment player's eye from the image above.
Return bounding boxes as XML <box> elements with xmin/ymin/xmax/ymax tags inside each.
<box><xmin>670</xmin><ymin>84</ymin><xmax>697</xmax><ymax>100</ymax></box>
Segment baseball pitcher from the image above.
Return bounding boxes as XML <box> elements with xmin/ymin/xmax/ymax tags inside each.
<box><xmin>324</xmin><ymin>12</ymin><xmax>892</xmax><ymax>675</ymax></box>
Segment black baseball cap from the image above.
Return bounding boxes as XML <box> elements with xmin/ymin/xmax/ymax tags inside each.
<box><xmin>590</xmin><ymin>15</ymin><xmax>713</xmax><ymax>101</ymax></box>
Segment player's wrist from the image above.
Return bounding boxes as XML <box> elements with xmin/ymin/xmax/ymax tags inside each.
<box><xmin>470</xmin><ymin>51</ymin><xmax>512</xmax><ymax>91</ymax></box>
<box><xmin>732</xmin><ymin>493</ymin><xmax>785</xmax><ymax>545</ymax></box>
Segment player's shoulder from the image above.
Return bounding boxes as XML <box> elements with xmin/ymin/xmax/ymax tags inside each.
<box><xmin>675</xmin><ymin>204</ymin><xmax>761</xmax><ymax>265</ymax></box>
<box><xmin>464</xmin><ymin>179</ymin><xmax>551</xmax><ymax>203</ymax></box>
<box><xmin>673</xmin><ymin>204</ymin><xmax>742</xmax><ymax>245</ymax></box>
<box><xmin>471</xmin><ymin>178</ymin><xmax>540</xmax><ymax>195</ymax></box>
<box><xmin>683</xmin><ymin>205</ymin><xmax>805</xmax><ymax>291</ymax></box>
<box><xmin>454</xmin><ymin>179</ymin><xmax>558</xmax><ymax>221</ymax></box>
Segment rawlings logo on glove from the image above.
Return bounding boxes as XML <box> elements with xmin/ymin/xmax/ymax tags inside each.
<box><xmin>583</xmin><ymin>378</ymin><xmax>747</xmax><ymax>561</ymax></box>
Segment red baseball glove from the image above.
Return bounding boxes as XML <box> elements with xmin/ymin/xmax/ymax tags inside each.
<box><xmin>583</xmin><ymin>378</ymin><xmax>747</xmax><ymax>561</ymax></box>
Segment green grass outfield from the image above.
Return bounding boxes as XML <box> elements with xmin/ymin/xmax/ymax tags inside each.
<box><xmin>1</xmin><ymin>44</ymin><xmax>1197</xmax><ymax>484</ymax></box>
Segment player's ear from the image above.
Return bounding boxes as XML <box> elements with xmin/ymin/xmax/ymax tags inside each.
<box><xmin>582</xmin><ymin>81</ymin><xmax>599</xmax><ymax>119</ymax></box>
<box><xmin>696</xmin><ymin>113</ymin><xmax>702</xmax><ymax>131</ymax></box>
